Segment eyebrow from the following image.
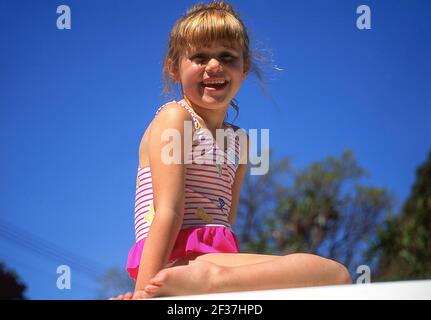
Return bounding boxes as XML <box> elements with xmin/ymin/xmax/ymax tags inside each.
<box><xmin>189</xmin><ymin>50</ymin><xmax>239</xmax><ymax>58</ymax></box>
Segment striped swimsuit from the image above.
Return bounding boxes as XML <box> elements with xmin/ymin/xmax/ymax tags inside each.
<box><xmin>126</xmin><ymin>100</ymin><xmax>241</xmax><ymax>280</ymax></box>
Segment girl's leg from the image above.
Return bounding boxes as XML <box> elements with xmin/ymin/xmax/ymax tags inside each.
<box><xmin>171</xmin><ymin>252</ymin><xmax>279</xmax><ymax>267</ymax></box>
<box><xmin>144</xmin><ymin>253</ymin><xmax>352</xmax><ymax>297</ymax></box>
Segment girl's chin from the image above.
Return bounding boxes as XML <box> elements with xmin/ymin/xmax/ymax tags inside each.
<box><xmin>201</xmin><ymin>89</ymin><xmax>232</xmax><ymax>102</ymax></box>
<box><xmin>185</xmin><ymin>90</ymin><xmax>232</xmax><ymax>107</ymax></box>
<box><xmin>200</xmin><ymin>95</ymin><xmax>229</xmax><ymax>106</ymax></box>
<box><xmin>186</xmin><ymin>98</ymin><xmax>227</xmax><ymax>111</ymax></box>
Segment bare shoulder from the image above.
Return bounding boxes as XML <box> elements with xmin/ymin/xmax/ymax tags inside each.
<box><xmin>139</xmin><ymin>102</ymin><xmax>192</xmax><ymax>168</ymax></box>
<box><xmin>151</xmin><ymin>102</ymin><xmax>192</xmax><ymax>130</ymax></box>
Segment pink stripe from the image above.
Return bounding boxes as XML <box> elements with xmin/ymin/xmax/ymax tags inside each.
<box><xmin>135</xmin><ymin>186</ymin><xmax>153</xmax><ymax>199</ymax></box>
<box><xmin>186</xmin><ymin>177</ymin><xmax>229</xmax><ymax>191</ymax></box>
<box><xmin>180</xmin><ymin>224</ymin><xmax>230</xmax><ymax>230</ymax></box>
<box><xmin>193</xmin><ymin>163</ymin><xmax>231</xmax><ymax>169</ymax></box>
<box><xmin>186</xmin><ymin>172</ymin><xmax>229</xmax><ymax>184</ymax></box>
<box><xmin>135</xmin><ymin>194</ymin><xmax>153</xmax><ymax>205</ymax></box>
<box><xmin>187</xmin><ymin>166</ymin><xmax>230</xmax><ymax>179</ymax></box>
<box><xmin>136</xmin><ymin>181</ymin><xmax>153</xmax><ymax>189</ymax></box>
<box><xmin>136</xmin><ymin>229</ymin><xmax>149</xmax><ymax>240</ymax></box>
<box><xmin>135</xmin><ymin>202</ymin><xmax>152</xmax><ymax>212</ymax></box>
<box><xmin>181</xmin><ymin>222</ymin><xmax>229</xmax><ymax>227</ymax></box>
<box><xmin>185</xmin><ymin>198</ymin><xmax>230</xmax><ymax>209</ymax></box>
<box><xmin>185</xmin><ymin>184</ymin><xmax>231</xmax><ymax>195</ymax></box>
<box><xmin>135</xmin><ymin>223</ymin><xmax>150</xmax><ymax>235</ymax></box>
<box><xmin>184</xmin><ymin>201</ymin><xmax>229</xmax><ymax>208</ymax></box>
<box><xmin>135</xmin><ymin>189</ymin><xmax>153</xmax><ymax>200</ymax></box>
<box><xmin>138</xmin><ymin>177</ymin><xmax>153</xmax><ymax>185</ymax></box>
<box><xmin>192</xmin><ymin>142</ymin><xmax>214</xmax><ymax>147</ymax></box>
<box><xmin>186</xmin><ymin>173</ymin><xmax>230</xmax><ymax>182</ymax></box>
<box><xmin>225</xmin><ymin>167</ymin><xmax>235</xmax><ymax>182</ymax></box>
<box><xmin>138</xmin><ymin>181</ymin><xmax>153</xmax><ymax>188</ymax></box>
<box><xmin>186</xmin><ymin>186</ymin><xmax>231</xmax><ymax>200</ymax></box>
<box><xmin>137</xmin><ymin>175</ymin><xmax>151</xmax><ymax>182</ymax></box>
<box><xmin>132</xmin><ymin>104</ymin><xmax>242</xmax><ymax>240</ymax></box>
<box><xmin>135</xmin><ymin>207</ymin><xmax>151</xmax><ymax>219</ymax></box>
<box><xmin>182</xmin><ymin>217</ymin><xmax>229</xmax><ymax>224</ymax></box>
<box><xmin>135</xmin><ymin>197</ymin><xmax>154</xmax><ymax>209</ymax></box>
<box><xmin>184</xmin><ymin>205</ymin><xmax>229</xmax><ymax>213</ymax></box>
<box><xmin>134</xmin><ymin>215</ymin><xmax>147</xmax><ymax>227</ymax></box>
<box><xmin>185</xmin><ymin>189</ymin><xmax>231</xmax><ymax>203</ymax></box>
<box><xmin>185</xmin><ymin>195</ymin><xmax>231</xmax><ymax>206</ymax></box>
<box><xmin>184</xmin><ymin>211</ymin><xmax>226</xmax><ymax>217</ymax></box>
<box><xmin>135</xmin><ymin>185</ymin><xmax>153</xmax><ymax>195</ymax></box>
<box><xmin>184</xmin><ymin>198</ymin><xmax>214</xmax><ymax>204</ymax></box>
<box><xmin>138</xmin><ymin>171</ymin><xmax>151</xmax><ymax>178</ymax></box>
<box><xmin>138</xmin><ymin>167</ymin><xmax>151</xmax><ymax>171</ymax></box>
<box><xmin>135</xmin><ymin>205</ymin><xmax>152</xmax><ymax>220</ymax></box>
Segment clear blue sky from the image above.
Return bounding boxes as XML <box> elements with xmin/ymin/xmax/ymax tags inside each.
<box><xmin>0</xmin><ymin>0</ymin><xmax>430</xmax><ymax>299</ymax></box>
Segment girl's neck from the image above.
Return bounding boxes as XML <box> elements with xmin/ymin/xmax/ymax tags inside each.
<box><xmin>181</xmin><ymin>97</ymin><xmax>229</xmax><ymax>132</ymax></box>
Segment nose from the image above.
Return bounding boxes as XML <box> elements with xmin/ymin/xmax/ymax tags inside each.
<box><xmin>205</xmin><ymin>58</ymin><xmax>223</xmax><ymax>73</ymax></box>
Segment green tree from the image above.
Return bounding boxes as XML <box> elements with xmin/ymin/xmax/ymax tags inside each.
<box><xmin>235</xmin><ymin>149</ymin><xmax>290</xmax><ymax>254</ymax></box>
<box><xmin>97</xmin><ymin>267</ymin><xmax>135</xmax><ymax>299</ymax></box>
<box><xmin>0</xmin><ymin>261</ymin><xmax>27</xmax><ymax>300</ymax></box>
<box><xmin>370</xmin><ymin>151</ymin><xmax>431</xmax><ymax>281</ymax></box>
<box><xmin>236</xmin><ymin>150</ymin><xmax>394</xmax><ymax>275</ymax></box>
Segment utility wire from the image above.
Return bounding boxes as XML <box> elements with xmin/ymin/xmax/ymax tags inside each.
<box><xmin>0</xmin><ymin>218</ymin><xmax>105</xmax><ymax>280</ymax></box>
<box><xmin>0</xmin><ymin>252</ymin><xmax>99</xmax><ymax>294</ymax></box>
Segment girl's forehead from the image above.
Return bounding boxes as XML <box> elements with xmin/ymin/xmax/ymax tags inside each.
<box><xmin>186</xmin><ymin>42</ymin><xmax>242</xmax><ymax>54</ymax></box>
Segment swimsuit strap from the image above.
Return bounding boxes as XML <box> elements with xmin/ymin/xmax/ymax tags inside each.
<box><xmin>155</xmin><ymin>100</ymin><xmax>232</xmax><ymax>131</ymax></box>
<box><xmin>174</xmin><ymin>100</ymin><xmax>233</xmax><ymax>130</ymax></box>
<box><xmin>155</xmin><ymin>100</ymin><xmax>201</xmax><ymax>130</ymax></box>
<box><xmin>175</xmin><ymin>100</ymin><xmax>202</xmax><ymax>130</ymax></box>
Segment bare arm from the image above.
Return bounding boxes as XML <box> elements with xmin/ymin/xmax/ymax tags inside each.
<box><xmin>134</xmin><ymin>103</ymin><xmax>192</xmax><ymax>291</ymax></box>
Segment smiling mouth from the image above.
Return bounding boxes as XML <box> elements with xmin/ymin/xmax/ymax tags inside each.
<box><xmin>200</xmin><ymin>80</ymin><xmax>229</xmax><ymax>91</ymax></box>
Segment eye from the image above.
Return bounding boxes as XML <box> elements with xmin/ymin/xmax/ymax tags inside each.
<box><xmin>191</xmin><ymin>54</ymin><xmax>207</xmax><ymax>64</ymax></box>
<box><xmin>220</xmin><ymin>54</ymin><xmax>235</xmax><ymax>62</ymax></box>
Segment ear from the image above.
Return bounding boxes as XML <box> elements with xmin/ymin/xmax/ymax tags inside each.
<box><xmin>242</xmin><ymin>58</ymin><xmax>250</xmax><ymax>80</ymax></box>
<box><xmin>167</xmin><ymin>59</ymin><xmax>180</xmax><ymax>83</ymax></box>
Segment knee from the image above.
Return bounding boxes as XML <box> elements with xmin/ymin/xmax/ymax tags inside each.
<box><xmin>297</xmin><ymin>254</ymin><xmax>352</xmax><ymax>285</ymax></box>
<box><xmin>335</xmin><ymin>263</ymin><xmax>352</xmax><ymax>285</ymax></box>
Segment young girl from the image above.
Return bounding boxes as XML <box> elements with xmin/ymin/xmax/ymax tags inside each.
<box><xmin>111</xmin><ymin>0</ymin><xmax>351</xmax><ymax>299</ymax></box>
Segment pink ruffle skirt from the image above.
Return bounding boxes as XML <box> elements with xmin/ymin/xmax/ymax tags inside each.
<box><xmin>126</xmin><ymin>226</ymin><xmax>240</xmax><ymax>281</ymax></box>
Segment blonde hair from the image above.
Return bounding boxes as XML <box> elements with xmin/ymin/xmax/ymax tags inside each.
<box><xmin>162</xmin><ymin>1</ymin><xmax>264</xmax><ymax>121</ymax></box>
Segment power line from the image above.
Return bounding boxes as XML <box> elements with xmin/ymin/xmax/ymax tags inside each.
<box><xmin>0</xmin><ymin>227</ymin><xmax>101</xmax><ymax>278</ymax></box>
<box><xmin>0</xmin><ymin>252</ymin><xmax>99</xmax><ymax>294</ymax></box>
<box><xmin>0</xmin><ymin>218</ymin><xmax>106</xmax><ymax>280</ymax></box>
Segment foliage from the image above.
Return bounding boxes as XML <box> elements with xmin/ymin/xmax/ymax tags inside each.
<box><xmin>369</xmin><ymin>151</ymin><xmax>431</xmax><ymax>281</ymax></box>
<box><xmin>0</xmin><ymin>261</ymin><xmax>27</xmax><ymax>300</ymax></box>
<box><xmin>97</xmin><ymin>267</ymin><xmax>135</xmax><ymax>299</ymax></box>
<box><xmin>235</xmin><ymin>150</ymin><xmax>394</xmax><ymax>276</ymax></box>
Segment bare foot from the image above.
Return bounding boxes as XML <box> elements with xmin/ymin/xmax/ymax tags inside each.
<box><xmin>108</xmin><ymin>290</ymin><xmax>153</xmax><ymax>300</ymax></box>
<box><xmin>144</xmin><ymin>260</ymin><xmax>224</xmax><ymax>297</ymax></box>
<box><xmin>109</xmin><ymin>292</ymin><xmax>134</xmax><ymax>300</ymax></box>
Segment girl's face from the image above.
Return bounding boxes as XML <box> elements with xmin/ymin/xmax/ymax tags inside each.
<box><xmin>172</xmin><ymin>43</ymin><xmax>249</xmax><ymax>110</ymax></box>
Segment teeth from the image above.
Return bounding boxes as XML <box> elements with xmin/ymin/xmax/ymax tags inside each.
<box><xmin>202</xmin><ymin>80</ymin><xmax>226</xmax><ymax>85</ymax></box>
